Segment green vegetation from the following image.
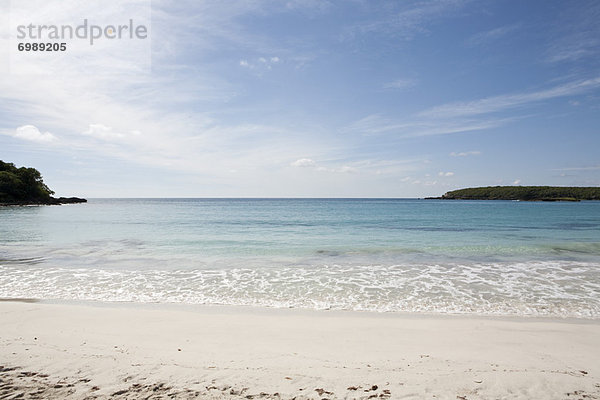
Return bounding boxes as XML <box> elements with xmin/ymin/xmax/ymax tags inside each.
<box><xmin>0</xmin><ymin>160</ymin><xmax>85</xmax><ymax>205</ymax></box>
<box><xmin>0</xmin><ymin>161</ymin><xmax>54</xmax><ymax>203</ymax></box>
<box><xmin>435</xmin><ymin>186</ymin><xmax>600</xmax><ymax>201</ymax></box>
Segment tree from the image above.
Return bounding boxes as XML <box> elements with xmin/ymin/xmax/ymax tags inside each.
<box><xmin>0</xmin><ymin>160</ymin><xmax>55</xmax><ymax>203</ymax></box>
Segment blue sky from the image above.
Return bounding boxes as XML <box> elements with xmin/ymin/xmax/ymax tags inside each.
<box><xmin>1</xmin><ymin>0</ymin><xmax>599</xmax><ymax>197</ymax></box>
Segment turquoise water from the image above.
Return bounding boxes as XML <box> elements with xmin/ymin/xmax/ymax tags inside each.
<box><xmin>1</xmin><ymin>199</ymin><xmax>599</xmax><ymax>317</ymax></box>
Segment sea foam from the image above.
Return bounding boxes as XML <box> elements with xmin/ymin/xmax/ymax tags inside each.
<box><xmin>1</xmin><ymin>260</ymin><xmax>598</xmax><ymax>318</ymax></box>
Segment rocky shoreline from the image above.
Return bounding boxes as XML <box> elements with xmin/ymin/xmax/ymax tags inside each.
<box><xmin>0</xmin><ymin>197</ymin><xmax>87</xmax><ymax>207</ymax></box>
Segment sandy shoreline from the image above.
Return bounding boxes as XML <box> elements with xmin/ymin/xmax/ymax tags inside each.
<box><xmin>1</xmin><ymin>301</ymin><xmax>599</xmax><ymax>399</ymax></box>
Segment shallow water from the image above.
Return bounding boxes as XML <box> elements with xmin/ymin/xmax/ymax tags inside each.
<box><xmin>1</xmin><ymin>198</ymin><xmax>599</xmax><ymax>318</ymax></box>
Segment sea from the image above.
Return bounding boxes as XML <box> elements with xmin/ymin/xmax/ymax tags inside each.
<box><xmin>1</xmin><ymin>198</ymin><xmax>599</xmax><ymax>318</ymax></box>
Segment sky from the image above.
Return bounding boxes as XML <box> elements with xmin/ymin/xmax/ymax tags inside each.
<box><xmin>0</xmin><ymin>0</ymin><xmax>599</xmax><ymax>198</ymax></box>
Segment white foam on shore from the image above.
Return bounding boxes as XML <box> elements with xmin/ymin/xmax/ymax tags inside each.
<box><xmin>1</xmin><ymin>260</ymin><xmax>599</xmax><ymax>318</ymax></box>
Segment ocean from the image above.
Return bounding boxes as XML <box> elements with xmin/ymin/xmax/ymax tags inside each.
<box><xmin>1</xmin><ymin>198</ymin><xmax>599</xmax><ymax>318</ymax></box>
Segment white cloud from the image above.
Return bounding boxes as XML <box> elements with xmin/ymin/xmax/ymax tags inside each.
<box><xmin>0</xmin><ymin>2</ymin><xmax>257</xmax><ymax>181</ymax></box>
<box><xmin>291</xmin><ymin>158</ymin><xmax>317</xmax><ymax>167</ymax></box>
<box><xmin>13</xmin><ymin>125</ymin><xmax>57</xmax><ymax>143</ymax></box>
<box><xmin>239</xmin><ymin>56</ymin><xmax>281</xmax><ymax>71</ymax></box>
<box><xmin>285</xmin><ymin>0</ymin><xmax>332</xmax><ymax>14</ymax></box>
<box><xmin>545</xmin><ymin>2</ymin><xmax>600</xmax><ymax>63</ymax></box>
<box><xmin>513</xmin><ymin>179</ymin><xmax>521</xmax><ymax>185</ymax></box>
<box><xmin>383</xmin><ymin>79</ymin><xmax>416</xmax><ymax>90</ymax></box>
<box><xmin>465</xmin><ymin>24</ymin><xmax>520</xmax><ymax>46</ymax></box>
<box><xmin>450</xmin><ymin>150</ymin><xmax>481</xmax><ymax>157</ymax></box>
<box><xmin>553</xmin><ymin>165</ymin><xmax>600</xmax><ymax>171</ymax></box>
<box><xmin>438</xmin><ymin>171</ymin><xmax>454</xmax><ymax>177</ymax></box>
<box><xmin>351</xmin><ymin>0</ymin><xmax>472</xmax><ymax>41</ymax></box>
<box><xmin>342</xmin><ymin>114</ymin><xmax>402</xmax><ymax>135</ymax></box>
<box><xmin>345</xmin><ymin>77</ymin><xmax>600</xmax><ymax>141</ymax></box>
<box><xmin>83</xmin><ymin>124</ymin><xmax>124</xmax><ymax>140</ymax></box>
<box><xmin>343</xmin><ymin>113</ymin><xmax>512</xmax><ymax>138</ymax></box>
<box><xmin>0</xmin><ymin>1</ymin><xmax>396</xmax><ymax>197</ymax></box>
<box><xmin>338</xmin><ymin>165</ymin><xmax>357</xmax><ymax>174</ymax></box>
<box><xmin>549</xmin><ymin>48</ymin><xmax>596</xmax><ymax>63</ymax></box>
<box><xmin>419</xmin><ymin>78</ymin><xmax>600</xmax><ymax>119</ymax></box>
<box><xmin>291</xmin><ymin>159</ymin><xmax>360</xmax><ymax>174</ymax></box>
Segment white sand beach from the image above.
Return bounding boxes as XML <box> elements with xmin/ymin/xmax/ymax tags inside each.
<box><xmin>1</xmin><ymin>301</ymin><xmax>599</xmax><ymax>399</ymax></box>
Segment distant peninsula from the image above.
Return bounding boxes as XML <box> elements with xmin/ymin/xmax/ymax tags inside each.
<box><xmin>429</xmin><ymin>186</ymin><xmax>600</xmax><ymax>202</ymax></box>
<box><xmin>0</xmin><ymin>160</ymin><xmax>86</xmax><ymax>206</ymax></box>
